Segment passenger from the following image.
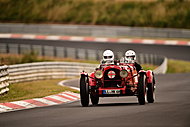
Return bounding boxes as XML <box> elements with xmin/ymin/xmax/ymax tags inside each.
<box><xmin>125</xmin><ymin>50</ymin><xmax>142</xmax><ymax>72</ymax></box>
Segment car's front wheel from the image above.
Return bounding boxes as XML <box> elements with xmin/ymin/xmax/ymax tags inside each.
<box><xmin>147</xmin><ymin>79</ymin><xmax>155</xmax><ymax>103</ymax></box>
<box><xmin>90</xmin><ymin>91</ymin><xmax>99</xmax><ymax>105</ymax></box>
<box><xmin>80</xmin><ymin>74</ymin><xmax>89</xmax><ymax>107</ymax></box>
<box><xmin>137</xmin><ymin>73</ymin><xmax>146</xmax><ymax>105</ymax></box>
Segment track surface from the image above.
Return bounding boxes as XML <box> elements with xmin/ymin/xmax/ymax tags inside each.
<box><xmin>0</xmin><ymin>73</ymin><xmax>190</xmax><ymax>127</ymax></box>
<box><xmin>1</xmin><ymin>38</ymin><xmax>190</xmax><ymax>61</ymax></box>
<box><xmin>0</xmin><ymin>38</ymin><xmax>190</xmax><ymax>126</ymax></box>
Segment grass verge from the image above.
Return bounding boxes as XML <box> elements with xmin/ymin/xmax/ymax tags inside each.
<box><xmin>0</xmin><ymin>79</ymin><xmax>79</xmax><ymax>103</ymax></box>
<box><xmin>167</xmin><ymin>59</ymin><xmax>190</xmax><ymax>73</ymax></box>
<box><xmin>142</xmin><ymin>64</ymin><xmax>157</xmax><ymax>71</ymax></box>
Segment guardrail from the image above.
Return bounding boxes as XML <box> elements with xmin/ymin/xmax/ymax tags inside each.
<box><xmin>0</xmin><ymin>42</ymin><xmax>165</xmax><ymax>64</ymax></box>
<box><xmin>7</xmin><ymin>54</ymin><xmax>167</xmax><ymax>83</ymax></box>
<box><xmin>153</xmin><ymin>57</ymin><xmax>168</xmax><ymax>74</ymax></box>
<box><xmin>8</xmin><ymin>62</ymin><xmax>98</xmax><ymax>83</ymax></box>
<box><xmin>0</xmin><ymin>65</ymin><xmax>9</xmax><ymax>95</ymax></box>
<box><xmin>0</xmin><ymin>23</ymin><xmax>190</xmax><ymax>39</ymax></box>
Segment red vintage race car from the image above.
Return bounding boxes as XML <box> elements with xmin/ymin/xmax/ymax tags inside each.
<box><xmin>80</xmin><ymin>62</ymin><xmax>155</xmax><ymax>107</ymax></box>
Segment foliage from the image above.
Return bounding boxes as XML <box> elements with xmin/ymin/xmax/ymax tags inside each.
<box><xmin>0</xmin><ymin>53</ymin><xmax>99</xmax><ymax>65</ymax></box>
<box><xmin>0</xmin><ymin>51</ymin><xmax>44</xmax><ymax>65</ymax></box>
<box><xmin>21</xmin><ymin>51</ymin><xmax>39</xmax><ymax>63</ymax></box>
<box><xmin>0</xmin><ymin>0</ymin><xmax>190</xmax><ymax>28</ymax></box>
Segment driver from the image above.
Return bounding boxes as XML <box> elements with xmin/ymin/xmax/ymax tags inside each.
<box><xmin>101</xmin><ymin>49</ymin><xmax>115</xmax><ymax>65</ymax></box>
<box><xmin>125</xmin><ymin>50</ymin><xmax>142</xmax><ymax>72</ymax></box>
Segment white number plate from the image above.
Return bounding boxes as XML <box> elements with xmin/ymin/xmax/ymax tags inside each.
<box><xmin>103</xmin><ymin>90</ymin><xmax>120</xmax><ymax>94</ymax></box>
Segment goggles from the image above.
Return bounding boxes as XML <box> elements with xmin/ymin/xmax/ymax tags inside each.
<box><xmin>104</xmin><ymin>56</ymin><xmax>113</xmax><ymax>59</ymax></box>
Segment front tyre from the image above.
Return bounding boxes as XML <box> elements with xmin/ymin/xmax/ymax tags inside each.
<box><xmin>137</xmin><ymin>73</ymin><xmax>146</xmax><ymax>105</ymax></box>
<box><xmin>80</xmin><ymin>74</ymin><xmax>89</xmax><ymax>107</ymax></box>
<box><xmin>90</xmin><ymin>92</ymin><xmax>99</xmax><ymax>105</ymax></box>
<box><xmin>147</xmin><ymin>80</ymin><xmax>155</xmax><ymax>103</ymax></box>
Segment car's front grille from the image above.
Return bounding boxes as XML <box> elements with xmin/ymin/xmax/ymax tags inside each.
<box><xmin>103</xmin><ymin>68</ymin><xmax>121</xmax><ymax>88</ymax></box>
<box><xmin>104</xmin><ymin>81</ymin><xmax>121</xmax><ymax>88</ymax></box>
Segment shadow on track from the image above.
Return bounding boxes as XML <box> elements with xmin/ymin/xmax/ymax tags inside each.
<box><xmin>59</xmin><ymin>101</ymin><xmax>139</xmax><ymax>108</ymax></box>
<box><xmin>94</xmin><ymin>102</ymin><xmax>138</xmax><ymax>107</ymax></box>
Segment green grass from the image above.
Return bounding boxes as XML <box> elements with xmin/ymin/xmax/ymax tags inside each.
<box><xmin>0</xmin><ymin>79</ymin><xmax>79</xmax><ymax>103</ymax></box>
<box><xmin>141</xmin><ymin>59</ymin><xmax>190</xmax><ymax>73</ymax></box>
<box><xmin>0</xmin><ymin>0</ymin><xmax>190</xmax><ymax>29</ymax></box>
<box><xmin>142</xmin><ymin>64</ymin><xmax>157</xmax><ymax>71</ymax></box>
<box><xmin>167</xmin><ymin>59</ymin><xmax>190</xmax><ymax>73</ymax></box>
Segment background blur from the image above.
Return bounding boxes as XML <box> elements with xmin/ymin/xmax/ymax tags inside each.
<box><xmin>0</xmin><ymin>0</ymin><xmax>190</xmax><ymax>29</ymax></box>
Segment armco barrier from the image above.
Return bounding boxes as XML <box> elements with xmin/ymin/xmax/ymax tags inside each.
<box><xmin>8</xmin><ymin>55</ymin><xmax>167</xmax><ymax>83</ymax></box>
<box><xmin>153</xmin><ymin>57</ymin><xmax>168</xmax><ymax>74</ymax></box>
<box><xmin>0</xmin><ymin>65</ymin><xmax>9</xmax><ymax>95</ymax></box>
<box><xmin>0</xmin><ymin>23</ymin><xmax>190</xmax><ymax>39</ymax></box>
<box><xmin>8</xmin><ymin>62</ymin><xmax>98</xmax><ymax>83</ymax></box>
<box><xmin>0</xmin><ymin>41</ymin><xmax>165</xmax><ymax>65</ymax></box>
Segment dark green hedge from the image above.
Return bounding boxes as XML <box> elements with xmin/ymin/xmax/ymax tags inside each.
<box><xmin>0</xmin><ymin>0</ymin><xmax>190</xmax><ymax>28</ymax></box>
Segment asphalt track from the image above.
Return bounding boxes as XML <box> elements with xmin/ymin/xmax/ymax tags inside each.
<box><xmin>0</xmin><ymin>73</ymin><xmax>190</xmax><ymax>127</ymax></box>
<box><xmin>0</xmin><ymin>38</ymin><xmax>190</xmax><ymax>61</ymax></box>
<box><xmin>0</xmin><ymin>38</ymin><xmax>190</xmax><ymax>126</ymax></box>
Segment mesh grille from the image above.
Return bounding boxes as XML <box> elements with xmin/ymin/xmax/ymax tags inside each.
<box><xmin>103</xmin><ymin>68</ymin><xmax>121</xmax><ymax>88</ymax></box>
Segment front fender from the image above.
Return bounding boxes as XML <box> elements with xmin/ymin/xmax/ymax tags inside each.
<box><xmin>146</xmin><ymin>70</ymin><xmax>153</xmax><ymax>84</ymax></box>
<box><xmin>89</xmin><ymin>72</ymin><xmax>96</xmax><ymax>86</ymax></box>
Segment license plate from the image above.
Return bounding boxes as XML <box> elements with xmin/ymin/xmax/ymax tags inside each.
<box><xmin>103</xmin><ymin>90</ymin><xmax>120</xmax><ymax>94</ymax></box>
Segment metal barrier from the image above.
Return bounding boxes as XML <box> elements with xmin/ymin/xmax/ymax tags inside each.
<box><xmin>0</xmin><ymin>42</ymin><xmax>101</xmax><ymax>61</ymax></box>
<box><xmin>8</xmin><ymin>62</ymin><xmax>98</xmax><ymax>83</ymax></box>
<box><xmin>8</xmin><ymin>54</ymin><xmax>167</xmax><ymax>83</ymax></box>
<box><xmin>153</xmin><ymin>57</ymin><xmax>168</xmax><ymax>74</ymax></box>
<box><xmin>0</xmin><ymin>42</ymin><xmax>165</xmax><ymax>65</ymax></box>
<box><xmin>0</xmin><ymin>23</ymin><xmax>190</xmax><ymax>39</ymax></box>
<box><xmin>0</xmin><ymin>65</ymin><xmax>9</xmax><ymax>95</ymax></box>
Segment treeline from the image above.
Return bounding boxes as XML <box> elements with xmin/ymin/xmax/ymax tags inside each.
<box><xmin>0</xmin><ymin>0</ymin><xmax>190</xmax><ymax>29</ymax></box>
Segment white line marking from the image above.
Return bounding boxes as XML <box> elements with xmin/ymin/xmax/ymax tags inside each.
<box><xmin>0</xmin><ymin>104</ymin><xmax>12</xmax><ymax>110</ymax></box>
<box><xmin>46</xmin><ymin>36</ymin><xmax>60</xmax><ymax>40</ymax></box>
<box><xmin>70</xmin><ymin>37</ymin><xmax>84</xmax><ymax>41</ymax></box>
<box><xmin>165</xmin><ymin>40</ymin><xmax>178</xmax><ymax>45</ymax></box>
<box><xmin>22</xmin><ymin>34</ymin><xmax>36</xmax><ymax>39</ymax></box>
<box><xmin>118</xmin><ymin>38</ymin><xmax>132</xmax><ymax>43</ymax></box>
<box><xmin>95</xmin><ymin>38</ymin><xmax>108</xmax><ymax>42</ymax></box>
<box><xmin>65</xmin><ymin>92</ymin><xmax>80</xmax><ymax>98</ymax></box>
<box><xmin>47</xmin><ymin>95</ymin><xmax>70</xmax><ymax>102</ymax></box>
<box><xmin>58</xmin><ymin>80</ymin><xmax>80</xmax><ymax>91</ymax></box>
<box><xmin>0</xmin><ymin>108</ymin><xmax>7</xmax><ymax>112</ymax></box>
<box><xmin>142</xmin><ymin>39</ymin><xmax>155</xmax><ymax>44</ymax></box>
<box><xmin>0</xmin><ymin>34</ymin><xmax>12</xmax><ymax>38</ymax></box>
<box><xmin>11</xmin><ymin>101</ymin><xmax>37</xmax><ymax>108</ymax></box>
<box><xmin>33</xmin><ymin>98</ymin><xmax>57</xmax><ymax>105</ymax></box>
<box><xmin>59</xmin><ymin>93</ymin><xmax>78</xmax><ymax>100</ymax></box>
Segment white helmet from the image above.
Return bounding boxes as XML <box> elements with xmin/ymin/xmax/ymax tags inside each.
<box><xmin>103</xmin><ymin>50</ymin><xmax>114</xmax><ymax>64</ymax></box>
<box><xmin>125</xmin><ymin>50</ymin><xmax>136</xmax><ymax>63</ymax></box>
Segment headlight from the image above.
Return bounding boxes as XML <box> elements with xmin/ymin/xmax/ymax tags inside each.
<box><xmin>120</xmin><ymin>70</ymin><xmax>128</xmax><ymax>78</ymax></box>
<box><xmin>95</xmin><ymin>70</ymin><xmax>103</xmax><ymax>79</ymax></box>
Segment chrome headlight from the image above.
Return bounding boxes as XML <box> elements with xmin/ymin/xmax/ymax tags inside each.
<box><xmin>95</xmin><ymin>70</ymin><xmax>103</xmax><ymax>79</ymax></box>
<box><xmin>120</xmin><ymin>70</ymin><xmax>128</xmax><ymax>78</ymax></box>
